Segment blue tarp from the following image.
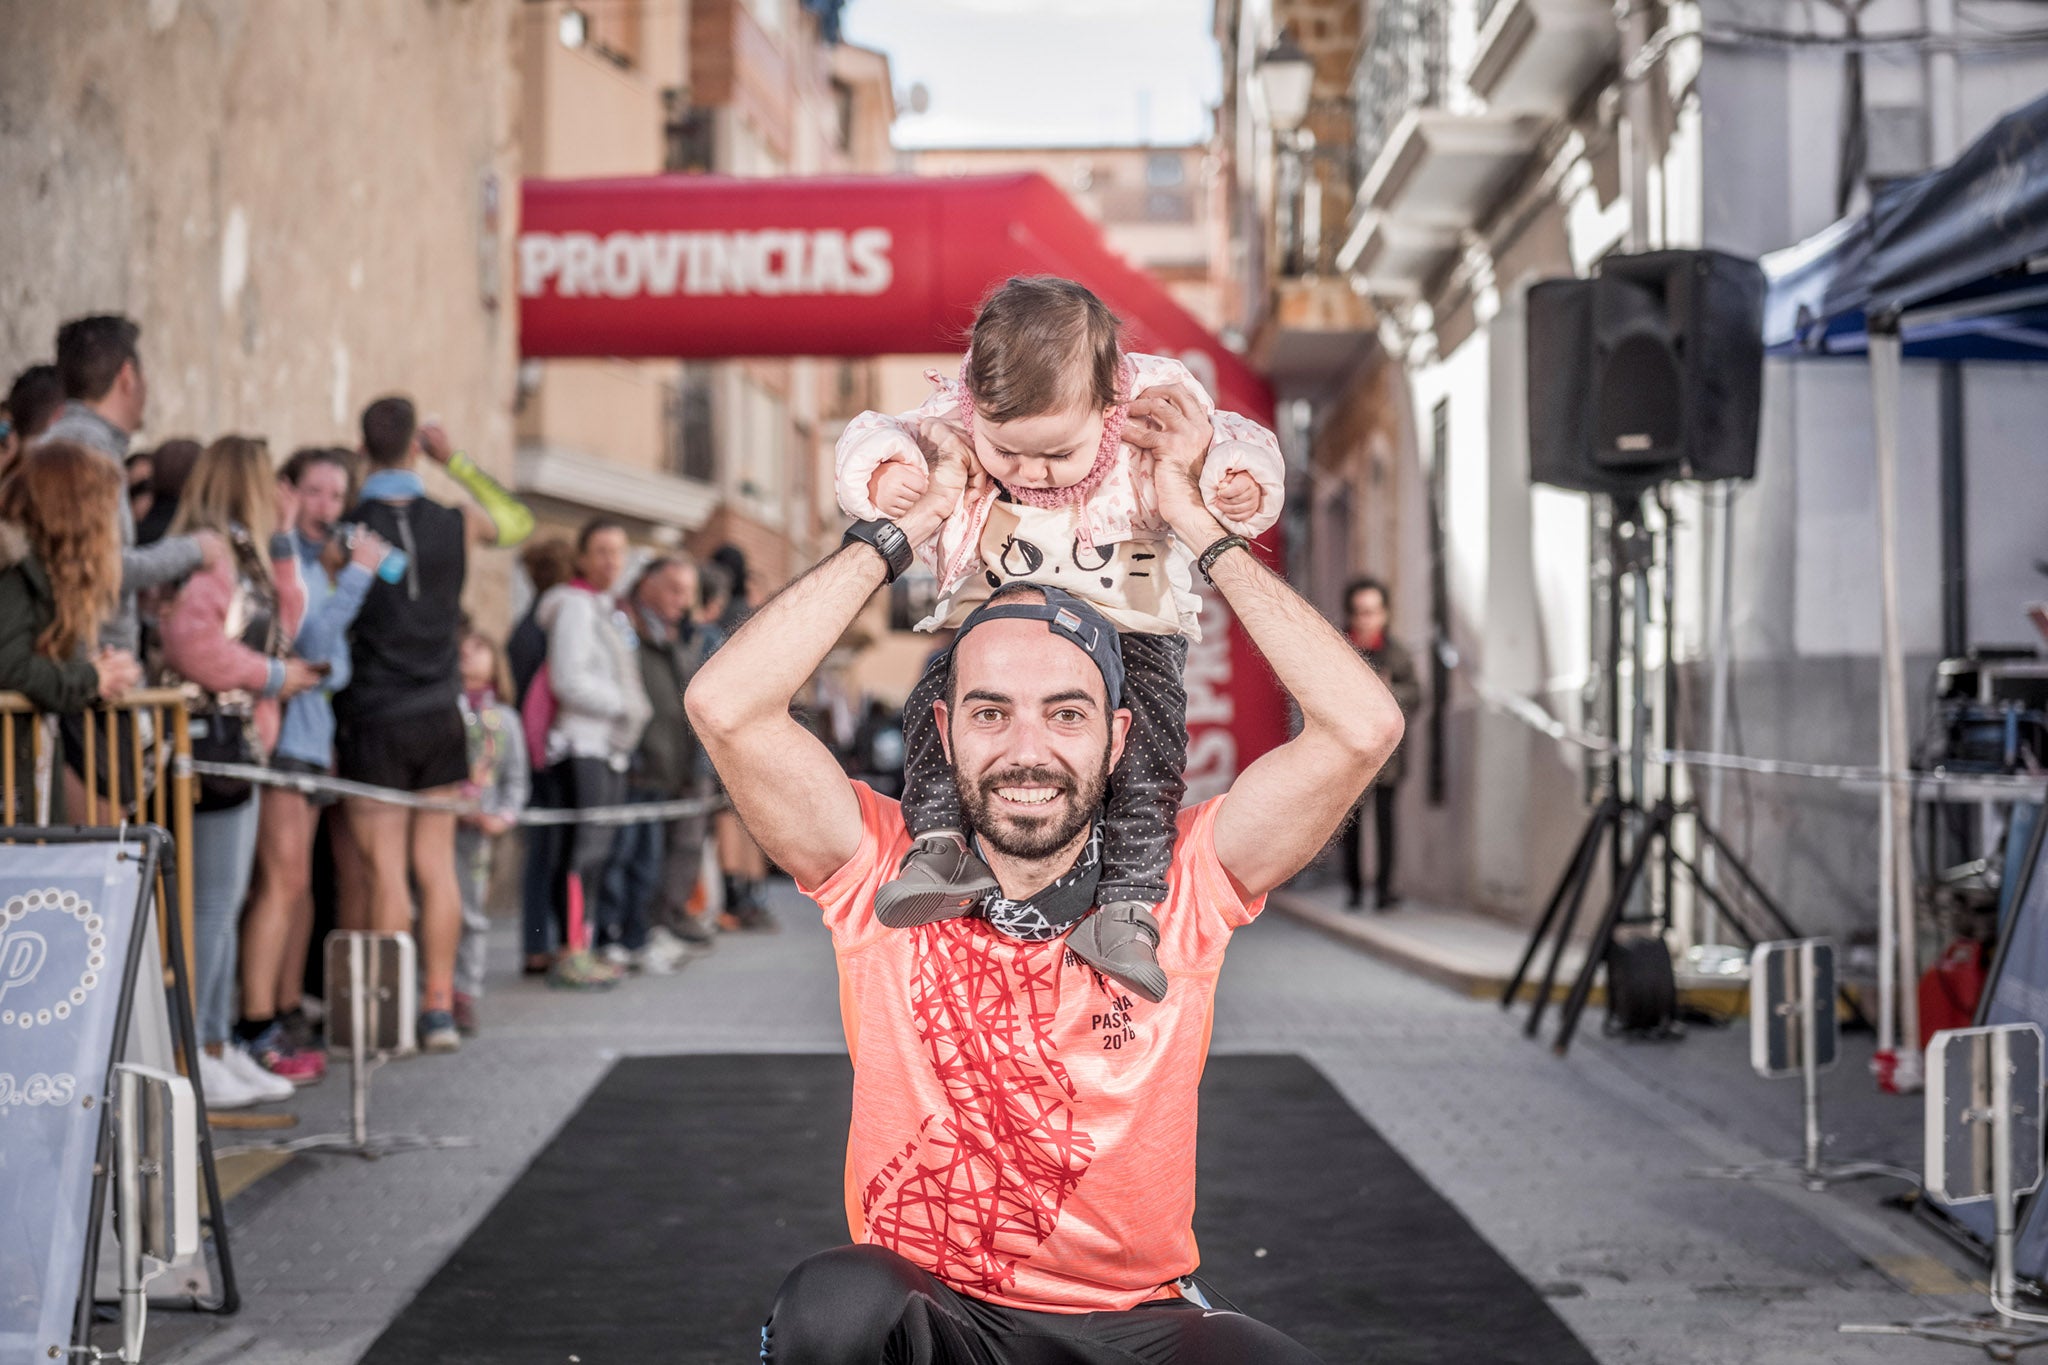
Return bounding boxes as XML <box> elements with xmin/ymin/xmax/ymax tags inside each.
<box><xmin>1764</xmin><ymin>91</ymin><xmax>2048</xmax><ymax>360</ymax></box>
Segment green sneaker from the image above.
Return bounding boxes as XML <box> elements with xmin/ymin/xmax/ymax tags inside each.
<box><xmin>547</xmin><ymin>950</ymin><xmax>621</xmax><ymax>991</ymax></box>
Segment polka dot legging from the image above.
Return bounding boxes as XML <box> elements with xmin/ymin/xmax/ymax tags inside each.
<box><xmin>901</xmin><ymin>632</ymin><xmax>1188</xmax><ymax>906</ymax></box>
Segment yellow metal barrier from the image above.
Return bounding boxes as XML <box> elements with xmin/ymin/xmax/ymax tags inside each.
<box><xmin>0</xmin><ymin>688</ymin><xmax>197</xmax><ymax>980</ymax></box>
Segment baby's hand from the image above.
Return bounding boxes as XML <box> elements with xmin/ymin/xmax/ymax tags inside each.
<box><xmin>869</xmin><ymin>461</ymin><xmax>929</xmax><ymax>520</ymax></box>
<box><xmin>1210</xmin><ymin>468</ymin><xmax>1263</xmax><ymax>524</ymax></box>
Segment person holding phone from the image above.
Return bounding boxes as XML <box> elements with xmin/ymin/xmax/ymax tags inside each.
<box><xmin>235</xmin><ymin>447</ymin><xmax>395</xmax><ymax>1085</ymax></box>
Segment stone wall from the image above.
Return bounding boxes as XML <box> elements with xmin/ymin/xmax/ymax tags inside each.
<box><xmin>0</xmin><ymin>0</ymin><xmax>524</xmax><ymax>622</ymax></box>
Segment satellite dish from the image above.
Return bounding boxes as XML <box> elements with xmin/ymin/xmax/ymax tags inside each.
<box><xmin>904</xmin><ymin>82</ymin><xmax>931</xmax><ymax>116</ymax></box>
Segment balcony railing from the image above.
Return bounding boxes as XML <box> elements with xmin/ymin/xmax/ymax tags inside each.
<box><xmin>1354</xmin><ymin>0</ymin><xmax>1450</xmax><ymax>179</ymax></box>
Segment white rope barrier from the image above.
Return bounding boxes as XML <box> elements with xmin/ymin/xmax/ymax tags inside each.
<box><xmin>1471</xmin><ymin>679</ymin><xmax>2048</xmax><ymax>798</ymax></box>
<box><xmin>178</xmin><ymin>757</ymin><xmax>726</xmax><ymax>825</ymax></box>
<box><xmin>183</xmin><ymin>685</ymin><xmax>2048</xmax><ymax>818</ymax></box>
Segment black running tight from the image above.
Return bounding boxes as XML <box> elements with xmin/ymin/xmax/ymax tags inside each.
<box><xmin>761</xmin><ymin>1245</ymin><xmax>1327</xmax><ymax>1365</ymax></box>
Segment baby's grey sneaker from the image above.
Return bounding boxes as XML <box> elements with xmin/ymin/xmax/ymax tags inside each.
<box><xmin>1064</xmin><ymin>901</ymin><xmax>1168</xmax><ymax>1003</ymax></box>
<box><xmin>874</xmin><ymin>831</ymin><xmax>998</xmax><ymax>928</ymax></box>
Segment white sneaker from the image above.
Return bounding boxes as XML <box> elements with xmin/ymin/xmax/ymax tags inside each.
<box><xmin>224</xmin><ymin>1043</ymin><xmax>294</xmax><ymax>1102</ymax></box>
<box><xmin>598</xmin><ymin>943</ymin><xmax>634</xmax><ymax>971</ymax></box>
<box><xmin>638</xmin><ymin>935</ymin><xmax>689</xmax><ymax>976</ymax></box>
<box><xmin>197</xmin><ymin>1050</ymin><xmax>261</xmax><ymax>1111</ymax></box>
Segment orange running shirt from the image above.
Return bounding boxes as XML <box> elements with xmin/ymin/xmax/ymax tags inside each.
<box><xmin>798</xmin><ymin>783</ymin><xmax>1266</xmax><ymax>1314</ymax></box>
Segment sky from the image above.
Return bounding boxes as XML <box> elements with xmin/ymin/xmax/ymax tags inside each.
<box><xmin>839</xmin><ymin>0</ymin><xmax>1225</xmax><ymax>149</ymax></box>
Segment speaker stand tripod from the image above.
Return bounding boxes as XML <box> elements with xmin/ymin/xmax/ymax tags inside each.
<box><xmin>1504</xmin><ymin>794</ymin><xmax>1859</xmax><ymax>1054</ymax></box>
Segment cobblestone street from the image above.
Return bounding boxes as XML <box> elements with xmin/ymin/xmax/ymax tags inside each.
<box><xmin>147</xmin><ymin>885</ymin><xmax>1989</xmax><ymax>1365</ymax></box>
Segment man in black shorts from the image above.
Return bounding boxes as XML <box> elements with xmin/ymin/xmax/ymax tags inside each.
<box><xmin>333</xmin><ymin>396</ymin><xmax>532</xmax><ymax>1051</ymax></box>
<box><xmin>687</xmin><ymin>384</ymin><xmax>1406</xmax><ymax>1362</ymax></box>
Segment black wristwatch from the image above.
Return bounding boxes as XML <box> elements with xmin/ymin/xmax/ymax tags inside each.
<box><xmin>843</xmin><ymin>518</ymin><xmax>913</xmax><ymax>583</ymax></box>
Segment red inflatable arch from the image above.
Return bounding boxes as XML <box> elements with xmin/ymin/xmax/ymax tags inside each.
<box><xmin>517</xmin><ymin>172</ymin><xmax>1286</xmax><ymax>790</ymax></box>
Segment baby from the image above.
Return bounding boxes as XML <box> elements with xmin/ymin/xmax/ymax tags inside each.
<box><xmin>835</xmin><ymin>275</ymin><xmax>1282</xmax><ymax>1002</ymax></box>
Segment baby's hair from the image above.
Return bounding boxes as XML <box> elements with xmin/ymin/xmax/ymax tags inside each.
<box><xmin>964</xmin><ymin>276</ymin><xmax>1124</xmax><ymax>423</ymax></box>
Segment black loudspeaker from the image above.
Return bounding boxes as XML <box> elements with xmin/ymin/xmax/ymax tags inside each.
<box><xmin>1604</xmin><ymin>930</ymin><xmax>1678</xmax><ymax>1036</ymax></box>
<box><xmin>1527</xmin><ymin>249</ymin><xmax>1766</xmax><ymax>495</ymax></box>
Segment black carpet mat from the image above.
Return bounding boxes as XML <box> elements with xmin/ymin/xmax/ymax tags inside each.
<box><xmin>359</xmin><ymin>1052</ymin><xmax>1595</xmax><ymax>1364</ymax></box>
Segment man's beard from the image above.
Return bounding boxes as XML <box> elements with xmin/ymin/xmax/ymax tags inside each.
<box><xmin>956</xmin><ymin>741</ymin><xmax>1112</xmax><ymax>861</ymax></box>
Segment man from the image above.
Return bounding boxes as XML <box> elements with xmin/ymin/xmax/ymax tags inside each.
<box><xmin>537</xmin><ymin>518</ymin><xmax>650</xmax><ymax>985</ymax></box>
<box><xmin>600</xmin><ymin>555</ymin><xmax>716</xmax><ymax>972</ymax></box>
<box><xmin>333</xmin><ymin>395</ymin><xmax>533</xmax><ymax>1052</ymax></box>
<box><xmin>1341</xmin><ymin>576</ymin><xmax>1422</xmax><ymax>911</ymax></box>
<box><xmin>687</xmin><ymin>385</ymin><xmax>1404</xmax><ymax>1362</ymax></box>
<box><xmin>36</xmin><ymin>316</ymin><xmax>219</xmax><ymax>652</ymax></box>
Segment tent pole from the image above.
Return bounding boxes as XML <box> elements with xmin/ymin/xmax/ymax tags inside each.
<box><xmin>1869</xmin><ymin>323</ymin><xmax>1923</xmax><ymax>1090</ymax></box>
<box><xmin>1701</xmin><ymin>482</ymin><xmax>1736</xmax><ymax>947</ymax></box>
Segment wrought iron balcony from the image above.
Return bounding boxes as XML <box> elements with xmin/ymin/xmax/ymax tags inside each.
<box><xmin>1353</xmin><ymin>0</ymin><xmax>1451</xmax><ymax>181</ymax></box>
<box><xmin>1343</xmin><ymin>0</ymin><xmax>1543</xmax><ymax>291</ymax></box>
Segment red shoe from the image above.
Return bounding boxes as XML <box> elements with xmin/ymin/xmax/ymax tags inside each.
<box><xmin>248</xmin><ymin>1021</ymin><xmax>327</xmax><ymax>1085</ymax></box>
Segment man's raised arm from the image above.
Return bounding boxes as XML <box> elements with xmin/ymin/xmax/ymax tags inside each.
<box><xmin>1126</xmin><ymin>388</ymin><xmax>1406</xmax><ymax>901</ymax></box>
<box><xmin>685</xmin><ymin>450</ymin><xmax>968</xmax><ymax>889</ymax></box>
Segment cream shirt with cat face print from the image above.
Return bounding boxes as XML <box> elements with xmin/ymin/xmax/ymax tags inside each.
<box><xmin>920</xmin><ymin>497</ymin><xmax>1199</xmax><ymax>639</ymax></box>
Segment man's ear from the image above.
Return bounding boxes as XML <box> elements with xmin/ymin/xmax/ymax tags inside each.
<box><xmin>1107</xmin><ymin>708</ymin><xmax>1132</xmax><ymax>772</ymax></box>
<box><xmin>934</xmin><ymin>699</ymin><xmax>953</xmax><ymax>765</ymax></box>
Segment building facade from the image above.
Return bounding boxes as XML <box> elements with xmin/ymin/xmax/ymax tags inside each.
<box><xmin>1219</xmin><ymin>0</ymin><xmax>2048</xmax><ymax>949</ymax></box>
<box><xmin>911</xmin><ymin>143</ymin><xmax>1224</xmax><ymax>329</ymax></box>
<box><xmin>0</xmin><ymin>0</ymin><xmax>526</xmax><ymax>620</ymax></box>
<box><xmin>516</xmin><ymin>0</ymin><xmax>896</xmax><ymax>597</ymax></box>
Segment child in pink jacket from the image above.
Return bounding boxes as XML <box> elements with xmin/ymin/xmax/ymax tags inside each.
<box><xmin>834</xmin><ymin>275</ymin><xmax>1283</xmax><ymax>1003</ymax></box>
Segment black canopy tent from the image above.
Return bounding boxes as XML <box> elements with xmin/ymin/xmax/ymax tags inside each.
<box><xmin>1761</xmin><ymin>90</ymin><xmax>2048</xmax><ymax>1085</ymax></box>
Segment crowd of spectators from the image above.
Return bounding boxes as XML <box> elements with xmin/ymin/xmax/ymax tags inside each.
<box><xmin>0</xmin><ymin>313</ymin><xmax>771</xmax><ymax>1113</ymax></box>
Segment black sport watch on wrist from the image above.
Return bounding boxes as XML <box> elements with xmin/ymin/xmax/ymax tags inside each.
<box><xmin>842</xmin><ymin>517</ymin><xmax>913</xmax><ymax>583</ymax></box>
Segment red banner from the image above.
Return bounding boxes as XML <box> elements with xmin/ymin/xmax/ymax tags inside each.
<box><xmin>519</xmin><ymin>173</ymin><xmax>1272</xmax><ymax>426</ymax></box>
<box><xmin>518</xmin><ymin>172</ymin><xmax>1288</xmax><ymax>782</ymax></box>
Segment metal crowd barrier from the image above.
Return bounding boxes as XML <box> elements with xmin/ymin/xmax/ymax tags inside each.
<box><xmin>0</xmin><ymin>688</ymin><xmax>197</xmax><ymax>982</ymax></box>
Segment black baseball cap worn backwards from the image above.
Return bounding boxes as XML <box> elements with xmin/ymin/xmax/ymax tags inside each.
<box><xmin>948</xmin><ymin>584</ymin><xmax>1125</xmax><ymax>711</ymax></box>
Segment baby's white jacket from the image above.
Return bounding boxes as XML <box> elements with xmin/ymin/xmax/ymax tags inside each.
<box><xmin>834</xmin><ymin>353</ymin><xmax>1285</xmax><ymax>640</ymax></box>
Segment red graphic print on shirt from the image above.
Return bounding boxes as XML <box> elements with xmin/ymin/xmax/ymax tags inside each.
<box><xmin>860</xmin><ymin>920</ymin><xmax>1096</xmax><ymax>1295</ymax></box>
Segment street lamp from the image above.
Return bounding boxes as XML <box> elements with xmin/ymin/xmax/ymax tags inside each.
<box><xmin>558</xmin><ymin>7</ymin><xmax>589</xmax><ymax>50</ymax></box>
<box><xmin>1256</xmin><ymin>29</ymin><xmax>1319</xmax><ymax>274</ymax></box>
<box><xmin>1255</xmin><ymin>29</ymin><xmax>1315</xmax><ymax>136</ymax></box>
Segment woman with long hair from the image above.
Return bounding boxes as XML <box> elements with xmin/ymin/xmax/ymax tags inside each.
<box><xmin>239</xmin><ymin>447</ymin><xmax>390</xmax><ymax>1084</ymax></box>
<box><xmin>159</xmin><ymin>434</ymin><xmax>317</xmax><ymax>1110</ymax></box>
<box><xmin>0</xmin><ymin>440</ymin><xmax>143</xmax><ymax>817</ymax></box>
